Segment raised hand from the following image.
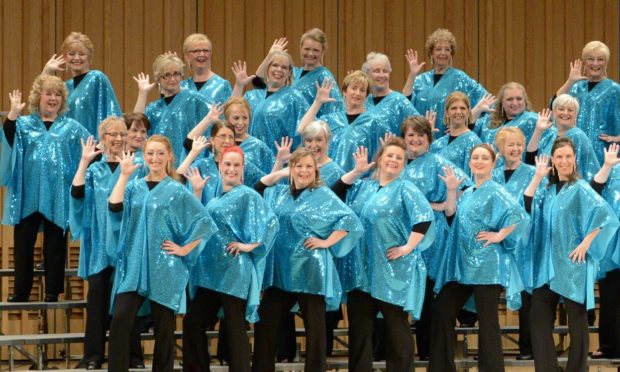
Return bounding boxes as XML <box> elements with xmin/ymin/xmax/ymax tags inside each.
<box><xmin>269</xmin><ymin>38</ymin><xmax>288</xmax><ymax>54</ymax></box>
<box><xmin>352</xmin><ymin>146</ymin><xmax>376</xmax><ymax>174</ymax></box>
<box><xmin>535</xmin><ymin>108</ymin><xmax>553</xmax><ymax>132</ymax></box>
<box><xmin>231</xmin><ymin>60</ymin><xmax>256</xmax><ymax>88</ymax></box>
<box><xmin>275</xmin><ymin>136</ymin><xmax>293</xmax><ymax>164</ymax></box>
<box><xmin>184</xmin><ymin>167</ymin><xmax>209</xmax><ymax>192</ymax></box>
<box><xmin>191</xmin><ymin>136</ymin><xmax>209</xmax><ymax>154</ymax></box>
<box><xmin>206</xmin><ymin>103</ymin><xmax>224</xmax><ymax>123</ymax></box>
<box><xmin>405</xmin><ymin>49</ymin><xmax>426</xmax><ymax>76</ymax></box>
<box><xmin>438</xmin><ymin>166</ymin><xmax>465</xmax><ymax>191</ymax></box>
<box><xmin>8</xmin><ymin>90</ymin><xmax>26</xmax><ymax>118</ymax></box>
<box><xmin>42</xmin><ymin>54</ymin><xmax>66</xmax><ymax>74</ymax></box>
<box><xmin>473</xmin><ymin>93</ymin><xmax>497</xmax><ymax>114</ymax></box>
<box><xmin>567</xmin><ymin>59</ymin><xmax>588</xmax><ymax>83</ymax></box>
<box><xmin>163</xmin><ymin>50</ymin><xmax>178</xmax><ymax>57</ymax></box>
<box><xmin>314</xmin><ymin>79</ymin><xmax>337</xmax><ymax>104</ymax></box>
<box><xmin>534</xmin><ymin>155</ymin><xmax>551</xmax><ymax>178</ymax></box>
<box><xmin>80</xmin><ymin>136</ymin><xmax>103</xmax><ymax>162</ymax></box>
<box><xmin>133</xmin><ymin>73</ymin><xmax>156</xmax><ymax>94</ymax></box>
<box><xmin>603</xmin><ymin>143</ymin><xmax>620</xmax><ymax>167</ymax></box>
<box><xmin>425</xmin><ymin>110</ymin><xmax>438</xmax><ymax>132</ymax></box>
<box><xmin>117</xmin><ymin>151</ymin><xmax>140</xmax><ymax>176</ymax></box>
<box><xmin>379</xmin><ymin>132</ymin><xmax>396</xmax><ymax>148</ymax></box>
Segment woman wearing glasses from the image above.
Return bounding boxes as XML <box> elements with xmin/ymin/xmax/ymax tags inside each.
<box><xmin>132</xmin><ymin>54</ymin><xmax>210</xmax><ymax>165</ymax></box>
<box><xmin>180</xmin><ymin>33</ymin><xmax>232</xmax><ymax>105</ymax></box>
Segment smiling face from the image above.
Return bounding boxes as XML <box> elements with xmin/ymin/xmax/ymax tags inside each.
<box><xmin>379</xmin><ymin>145</ymin><xmax>406</xmax><ymax>178</ymax></box>
<box><xmin>368</xmin><ymin>61</ymin><xmax>390</xmax><ymax>93</ymax></box>
<box><xmin>291</xmin><ymin>154</ymin><xmax>317</xmax><ymax>190</ymax></box>
<box><xmin>211</xmin><ymin>126</ymin><xmax>235</xmax><ymax>156</ymax></box>
<box><xmin>158</xmin><ymin>64</ymin><xmax>183</xmax><ymax>96</ymax></box>
<box><xmin>498</xmin><ymin>132</ymin><xmax>524</xmax><ymax>164</ymax></box>
<box><xmin>144</xmin><ymin>141</ymin><xmax>173</xmax><ymax>175</ymax></box>
<box><xmin>343</xmin><ymin>81</ymin><xmax>368</xmax><ymax>109</ymax></box>
<box><xmin>553</xmin><ymin>103</ymin><xmax>577</xmax><ymax>129</ymax></box>
<box><xmin>64</xmin><ymin>42</ymin><xmax>91</xmax><ymax>75</ymax></box>
<box><xmin>226</xmin><ymin>104</ymin><xmax>250</xmax><ymax>137</ymax></box>
<box><xmin>583</xmin><ymin>49</ymin><xmax>608</xmax><ymax>82</ymax></box>
<box><xmin>102</xmin><ymin>121</ymin><xmax>128</xmax><ymax>156</ymax></box>
<box><xmin>431</xmin><ymin>40</ymin><xmax>452</xmax><ymax>70</ymax></box>
<box><xmin>184</xmin><ymin>40</ymin><xmax>212</xmax><ymax>71</ymax></box>
<box><xmin>501</xmin><ymin>87</ymin><xmax>526</xmax><ymax>119</ymax></box>
<box><xmin>39</xmin><ymin>88</ymin><xmax>63</xmax><ymax>118</ymax></box>
<box><xmin>267</xmin><ymin>55</ymin><xmax>291</xmax><ymax>89</ymax></box>
<box><xmin>127</xmin><ymin>121</ymin><xmax>147</xmax><ymax>151</ymax></box>
<box><xmin>219</xmin><ymin>151</ymin><xmax>244</xmax><ymax>187</ymax></box>
<box><xmin>404</xmin><ymin>127</ymin><xmax>430</xmax><ymax>155</ymax></box>
<box><xmin>300</xmin><ymin>38</ymin><xmax>324</xmax><ymax>69</ymax></box>
<box><xmin>447</xmin><ymin>98</ymin><xmax>469</xmax><ymax>128</ymax></box>
<box><xmin>304</xmin><ymin>130</ymin><xmax>329</xmax><ymax>164</ymax></box>
<box><xmin>551</xmin><ymin>144</ymin><xmax>576</xmax><ymax>180</ymax></box>
<box><xmin>469</xmin><ymin>147</ymin><xmax>495</xmax><ymax>179</ymax></box>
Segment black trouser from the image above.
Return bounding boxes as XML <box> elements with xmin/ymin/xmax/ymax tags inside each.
<box><xmin>252</xmin><ymin>287</ymin><xmax>326</xmax><ymax>372</ymax></box>
<box><xmin>325</xmin><ymin>307</ymin><xmax>343</xmax><ymax>356</ymax></box>
<box><xmin>415</xmin><ymin>277</ymin><xmax>435</xmax><ymax>360</ymax></box>
<box><xmin>108</xmin><ymin>292</ymin><xmax>175</xmax><ymax>372</ymax></box>
<box><xmin>347</xmin><ymin>290</ymin><xmax>413</xmax><ymax>372</ymax></box>
<box><xmin>518</xmin><ymin>291</ymin><xmax>533</xmax><ymax>356</ymax></box>
<box><xmin>13</xmin><ymin>212</ymin><xmax>67</xmax><ymax>297</ymax></box>
<box><xmin>82</xmin><ymin>267</ymin><xmax>143</xmax><ymax>365</ymax></box>
<box><xmin>183</xmin><ymin>288</ymin><xmax>250</xmax><ymax>372</ymax></box>
<box><xmin>530</xmin><ymin>285</ymin><xmax>588</xmax><ymax>372</ymax></box>
<box><xmin>598</xmin><ymin>269</ymin><xmax>620</xmax><ymax>357</ymax></box>
<box><xmin>275</xmin><ymin>311</ymin><xmax>297</xmax><ymax>361</ymax></box>
<box><xmin>429</xmin><ymin>282</ymin><xmax>503</xmax><ymax>372</ymax></box>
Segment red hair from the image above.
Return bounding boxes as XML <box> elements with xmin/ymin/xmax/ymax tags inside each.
<box><xmin>220</xmin><ymin>145</ymin><xmax>245</xmax><ymax>164</ymax></box>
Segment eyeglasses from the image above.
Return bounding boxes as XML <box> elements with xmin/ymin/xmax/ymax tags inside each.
<box><xmin>189</xmin><ymin>49</ymin><xmax>211</xmax><ymax>55</ymax></box>
<box><xmin>215</xmin><ymin>134</ymin><xmax>235</xmax><ymax>141</ymax></box>
<box><xmin>160</xmin><ymin>71</ymin><xmax>183</xmax><ymax>81</ymax></box>
<box><xmin>105</xmin><ymin>132</ymin><xmax>128</xmax><ymax>138</ymax></box>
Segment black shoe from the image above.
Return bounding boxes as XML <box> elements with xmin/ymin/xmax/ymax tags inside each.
<box><xmin>7</xmin><ymin>294</ymin><xmax>29</xmax><ymax>302</ymax></box>
<box><xmin>86</xmin><ymin>361</ymin><xmax>101</xmax><ymax>370</ymax></box>
<box><xmin>516</xmin><ymin>354</ymin><xmax>533</xmax><ymax>360</ymax></box>
<box><xmin>44</xmin><ymin>294</ymin><xmax>58</xmax><ymax>302</ymax></box>
<box><xmin>129</xmin><ymin>359</ymin><xmax>146</xmax><ymax>368</ymax></box>
<box><xmin>591</xmin><ymin>350</ymin><xmax>608</xmax><ymax>359</ymax></box>
<box><xmin>74</xmin><ymin>360</ymin><xmax>87</xmax><ymax>369</ymax></box>
<box><xmin>34</xmin><ymin>262</ymin><xmax>45</xmax><ymax>271</ymax></box>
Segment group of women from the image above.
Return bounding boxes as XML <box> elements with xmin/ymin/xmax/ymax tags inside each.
<box><xmin>0</xmin><ymin>25</ymin><xmax>619</xmax><ymax>372</ymax></box>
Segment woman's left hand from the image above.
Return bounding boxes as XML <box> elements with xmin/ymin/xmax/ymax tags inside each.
<box><xmin>386</xmin><ymin>245</ymin><xmax>413</xmax><ymax>260</ymax></box>
<box><xmin>161</xmin><ymin>240</ymin><xmax>187</xmax><ymax>256</ymax></box>
<box><xmin>304</xmin><ymin>237</ymin><xmax>330</xmax><ymax>249</ymax></box>
<box><xmin>569</xmin><ymin>242</ymin><xmax>589</xmax><ymax>264</ymax></box>
<box><xmin>226</xmin><ymin>242</ymin><xmax>256</xmax><ymax>256</ymax></box>
<box><xmin>476</xmin><ymin>231</ymin><xmax>503</xmax><ymax>247</ymax></box>
<box><xmin>184</xmin><ymin>167</ymin><xmax>209</xmax><ymax>192</ymax></box>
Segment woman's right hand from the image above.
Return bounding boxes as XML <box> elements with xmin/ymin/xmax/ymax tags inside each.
<box><xmin>567</xmin><ymin>59</ymin><xmax>588</xmax><ymax>83</ymax></box>
<box><xmin>133</xmin><ymin>73</ymin><xmax>156</xmax><ymax>94</ymax></box>
<box><xmin>275</xmin><ymin>136</ymin><xmax>293</xmax><ymax>164</ymax></box>
<box><xmin>269</xmin><ymin>37</ymin><xmax>288</xmax><ymax>55</ymax></box>
<box><xmin>184</xmin><ymin>167</ymin><xmax>209</xmax><ymax>192</ymax></box>
<box><xmin>117</xmin><ymin>151</ymin><xmax>140</xmax><ymax>176</ymax></box>
<box><xmin>353</xmin><ymin>146</ymin><xmax>376</xmax><ymax>174</ymax></box>
<box><xmin>80</xmin><ymin>136</ymin><xmax>103</xmax><ymax>162</ymax></box>
<box><xmin>534</xmin><ymin>155</ymin><xmax>551</xmax><ymax>178</ymax></box>
<box><xmin>231</xmin><ymin>61</ymin><xmax>256</xmax><ymax>88</ymax></box>
<box><xmin>314</xmin><ymin>79</ymin><xmax>337</xmax><ymax>104</ymax></box>
<box><xmin>535</xmin><ymin>108</ymin><xmax>553</xmax><ymax>132</ymax></box>
<box><xmin>8</xmin><ymin>90</ymin><xmax>26</xmax><ymax>118</ymax></box>
<box><xmin>438</xmin><ymin>166</ymin><xmax>465</xmax><ymax>191</ymax></box>
<box><xmin>42</xmin><ymin>54</ymin><xmax>66</xmax><ymax>74</ymax></box>
<box><xmin>405</xmin><ymin>49</ymin><xmax>426</xmax><ymax>76</ymax></box>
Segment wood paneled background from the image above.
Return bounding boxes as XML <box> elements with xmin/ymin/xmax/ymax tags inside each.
<box><xmin>0</xmin><ymin>0</ymin><xmax>617</xmax><ymax>113</ymax></box>
<box><xmin>0</xmin><ymin>0</ymin><xmax>617</xmax><ymax>359</ymax></box>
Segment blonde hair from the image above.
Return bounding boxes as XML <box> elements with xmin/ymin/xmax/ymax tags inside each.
<box><xmin>264</xmin><ymin>51</ymin><xmax>294</xmax><ymax>86</ymax></box>
<box><xmin>362</xmin><ymin>52</ymin><xmax>392</xmax><ymax>73</ymax></box>
<box><xmin>426</xmin><ymin>28</ymin><xmax>457</xmax><ymax>59</ymax></box>
<box><xmin>300</xmin><ymin>28</ymin><xmax>328</xmax><ymax>51</ymax></box>
<box><xmin>494</xmin><ymin>127</ymin><xmax>525</xmax><ymax>150</ymax></box>
<box><xmin>489</xmin><ymin>82</ymin><xmax>532</xmax><ymax>129</ymax></box>
<box><xmin>373</xmin><ymin>137</ymin><xmax>407</xmax><ymax>178</ymax></box>
<box><xmin>183</xmin><ymin>33</ymin><xmax>212</xmax><ymax>54</ymax></box>
<box><xmin>443</xmin><ymin>92</ymin><xmax>472</xmax><ymax>129</ymax></box>
<box><xmin>60</xmin><ymin>32</ymin><xmax>94</xmax><ymax>62</ymax></box>
<box><xmin>288</xmin><ymin>148</ymin><xmax>323</xmax><ymax>193</ymax></box>
<box><xmin>582</xmin><ymin>41</ymin><xmax>610</xmax><ymax>61</ymax></box>
<box><xmin>341</xmin><ymin>70</ymin><xmax>370</xmax><ymax>94</ymax></box>
<box><xmin>552</xmin><ymin>94</ymin><xmax>580</xmax><ymax>115</ymax></box>
<box><xmin>224</xmin><ymin>96</ymin><xmax>251</xmax><ymax>121</ymax></box>
<box><xmin>28</xmin><ymin>75</ymin><xmax>69</xmax><ymax>114</ymax></box>
<box><xmin>144</xmin><ymin>135</ymin><xmax>181</xmax><ymax>181</ymax></box>
<box><xmin>152</xmin><ymin>54</ymin><xmax>185</xmax><ymax>81</ymax></box>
